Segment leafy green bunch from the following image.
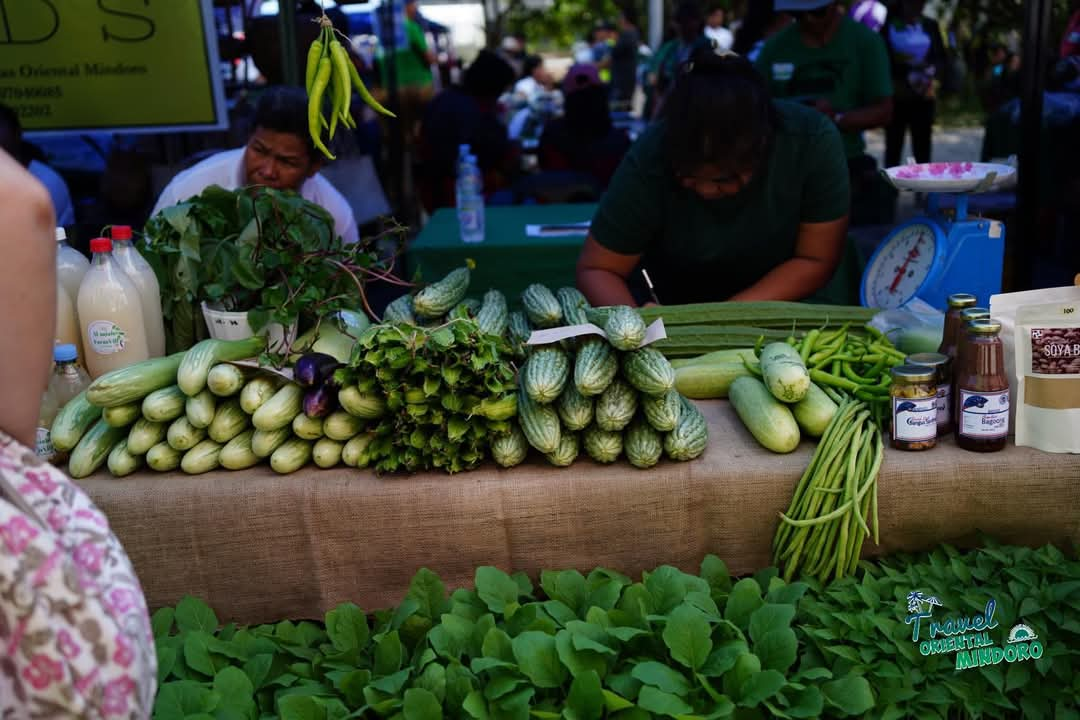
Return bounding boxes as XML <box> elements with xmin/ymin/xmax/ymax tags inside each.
<box><xmin>340</xmin><ymin>319</ymin><xmax>519</xmax><ymax>474</ymax></box>
<box><xmin>142</xmin><ymin>185</ymin><xmax>405</xmax><ymax>353</ymax></box>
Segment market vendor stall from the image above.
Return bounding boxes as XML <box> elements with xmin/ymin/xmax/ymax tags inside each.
<box><xmin>75</xmin><ymin>399</ymin><xmax>1080</xmax><ymax>625</ymax></box>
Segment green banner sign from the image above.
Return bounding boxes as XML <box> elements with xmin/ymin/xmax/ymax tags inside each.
<box><xmin>1</xmin><ymin>0</ymin><xmax>226</xmax><ymax>134</ymax></box>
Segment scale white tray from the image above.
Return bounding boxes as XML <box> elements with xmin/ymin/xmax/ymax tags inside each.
<box><xmin>882</xmin><ymin>162</ymin><xmax>1017</xmax><ymax>193</ymax></box>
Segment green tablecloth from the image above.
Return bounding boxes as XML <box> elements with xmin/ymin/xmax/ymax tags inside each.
<box><xmin>408</xmin><ymin>204</ymin><xmax>596</xmax><ymax>304</ymax></box>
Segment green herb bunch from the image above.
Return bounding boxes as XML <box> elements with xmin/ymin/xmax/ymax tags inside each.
<box><xmin>338</xmin><ymin>318</ymin><xmax>519</xmax><ymax>474</ymax></box>
<box><xmin>142</xmin><ymin>185</ymin><xmax>407</xmax><ymax>353</ymax></box>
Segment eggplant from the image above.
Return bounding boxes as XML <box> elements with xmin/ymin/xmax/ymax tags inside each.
<box><xmin>294</xmin><ymin>353</ymin><xmax>340</xmax><ymax>388</ymax></box>
<box><xmin>303</xmin><ymin>385</ymin><xmax>338</xmax><ymax>419</ymax></box>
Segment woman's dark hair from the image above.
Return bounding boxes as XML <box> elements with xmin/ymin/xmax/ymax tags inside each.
<box><xmin>564</xmin><ymin>84</ymin><xmax>614</xmax><ymax>140</ymax></box>
<box><xmin>463</xmin><ymin>50</ymin><xmax>516</xmax><ymax>99</ymax></box>
<box><xmin>253</xmin><ymin>85</ymin><xmax>316</xmax><ymax>157</ymax></box>
<box><xmin>662</xmin><ymin>49</ymin><xmax>776</xmax><ymax>178</ymax></box>
<box><xmin>732</xmin><ymin>0</ymin><xmax>776</xmax><ymax>55</ymax></box>
<box><xmin>521</xmin><ymin>54</ymin><xmax>543</xmax><ymax>80</ymax></box>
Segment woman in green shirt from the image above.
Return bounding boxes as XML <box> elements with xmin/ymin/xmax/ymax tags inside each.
<box><xmin>577</xmin><ymin>51</ymin><xmax>851</xmax><ymax>307</ymax></box>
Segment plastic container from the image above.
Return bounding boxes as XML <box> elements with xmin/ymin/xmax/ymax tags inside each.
<box><xmin>77</xmin><ymin>237</ymin><xmax>151</xmax><ymax>379</ymax></box>
<box><xmin>49</xmin><ymin>343</ymin><xmax>92</xmax><ymax>409</ymax></box>
<box><xmin>36</xmin><ymin>386</ymin><xmax>58</xmax><ymax>461</ymax></box>
<box><xmin>55</xmin><ymin>278</ymin><xmax>83</xmax><ymax>359</ymax></box>
<box><xmin>201</xmin><ymin>302</ymin><xmax>297</xmax><ymax>351</ymax></box>
<box><xmin>457</xmin><ymin>153</ymin><xmax>485</xmax><ymax>244</ymax></box>
<box><xmin>111</xmin><ymin>224</ymin><xmax>167</xmax><ymax>358</ymax></box>
<box><xmin>55</xmin><ymin>227</ymin><xmax>89</xmax><ymax>307</ymax></box>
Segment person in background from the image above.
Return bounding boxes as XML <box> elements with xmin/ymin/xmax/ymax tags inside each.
<box><xmin>592</xmin><ymin>21</ymin><xmax>618</xmax><ymax>85</ymax></box>
<box><xmin>513</xmin><ymin>55</ymin><xmax>555</xmax><ymax>103</ymax></box>
<box><xmin>610</xmin><ymin>6</ymin><xmax>643</xmax><ymax>111</ymax></box>
<box><xmin>704</xmin><ymin>3</ymin><xmax>735</xmax><ymax>53</ymax></box>
<box><xmin>0</xmin><ymin>104</ymin><xmax>75</xmax><ymax>227</ymax></box>
<box><xmin>881</xmin><ymin>0</ymin><xmax>947</xmax><ymax>167</ymax></box>
<box><xmin>1063</xmin><ymin>0</ymin><xmax>1080</xmax><ymax>58</ymax></box>
<box><xmin>417</xmin><ymin>50</ymin><xmax>519</xmax><ymax>212</ymax></box>
<box><xmin>152</xmin><ymin>86</ymin><xmax>359</xmax><ymax>244</ymax></box>
<box><xmin>499</xmin><ymin>34</ymin><xmax>527</xmax><ymax>77</ymax></box>
<box><xmin>380</xmin><ymin>0</ymin><xmax>436</xmax><ymax>145</ymax></box>
<box><xmin>755</xmin><ymin>0</ymin><xmax>893</xmax><ymax>226</ymax></box>
<box><xmin>539</xmin><ymin>64</ymin><xmax>632</xmax><ymax>188</ymax></box>
<box><xmin>648</xmin><ymin>0</ymin><xmax>711</xmax><ymax>119</ymax></box>
<box><xmin>732</xmin><ymin>0</ymin><xmax>792</xmax><ymax>62</ymax></box>
<box><xmin>849</xmin><ymin>0</ymin><xmax>887</xmax><ymax>33</ymax></box>
<box><xmin>979</xmin><ymin>36</ymin><xmax>1022</xmax><ymax>114</ymax></box>
<box><xmin>577</xmin><ymin>51</ymin><xmax>850</xmax><ymax>306</ymax></box>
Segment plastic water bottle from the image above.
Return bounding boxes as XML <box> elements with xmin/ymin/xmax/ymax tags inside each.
<box><xmin>457</xmin><ymin>153</ymin><xmax>485</xmax><ymax>244</ymax></box>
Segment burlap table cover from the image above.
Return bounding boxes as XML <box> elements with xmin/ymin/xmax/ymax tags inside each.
<box><xmin>75</xmin><ymin>401</ymin><xmax>1080</xmax><ymax>625</ymax></box>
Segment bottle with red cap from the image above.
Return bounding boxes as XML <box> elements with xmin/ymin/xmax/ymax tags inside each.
<box><xmin>110</xmin><ymin>224</ymin><xmax>166</xmax><ymax>357</ymax></box>
<box><xmin>76</xmin><ymin>237</ymin><xmax>150</xmax><ymax>379</ymax></box>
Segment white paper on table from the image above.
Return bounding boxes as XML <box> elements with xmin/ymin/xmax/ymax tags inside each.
<box><xmin>526</xmin><ymin>319</ymin><xmax>667</xmax><ymax>348</ymax></box>
<box><xmin>525</xmin><ymin>221</ymin><xmax>591</xmax><ymax>238</ymax></box>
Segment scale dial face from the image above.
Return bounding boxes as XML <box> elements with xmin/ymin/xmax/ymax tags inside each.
<box><xmin>863</xmin><ymin>222</ymin><xmax>939</xmax><ymax>309</ymax></box>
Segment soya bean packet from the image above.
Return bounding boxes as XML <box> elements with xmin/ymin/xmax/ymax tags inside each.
<box><xmin>1013</xmin><ymin>296</ymin><xmax>1080</xmax><ymax>453</ymax></box>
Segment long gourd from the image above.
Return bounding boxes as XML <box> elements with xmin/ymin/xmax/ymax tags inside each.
<box><xmin>652</xmin><ymin>326</ymin><xmax>792</xmax><ymax>358</ymax></box>
<box><xmin>636</xmin><ymin>301</ymin><xmax>876</xmax><ymax>328</ymax></box>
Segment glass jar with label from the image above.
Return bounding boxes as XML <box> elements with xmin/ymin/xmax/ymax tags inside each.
<box><xmin>906</xmin><ymin>352</ymin><xmax>953</xmax><ymax>435</ymax></box>
<box><xmin>956</xmin><ymin>319</ymin><xmax>1009</xmax><ymax>452</ymax></box>
<box><xmin>953</xmin><ymin>307</ymin><xmax>990</xmax><ymax>421</ymax></box>
<box><xmin>938</xmin><ymin>293</ymin><xmax>977</xmax><ymax>361</ymax></box>
<box><xmin>890</xmin><ymin>365</ymin><xmax>938</xmax><ymax>450</ymax></box>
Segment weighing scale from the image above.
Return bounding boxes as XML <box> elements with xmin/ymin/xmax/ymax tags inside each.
<box><xmin>860</xmin><ymin>162</ymin><xmax>1017</xmax><ymax>311</ymax></box>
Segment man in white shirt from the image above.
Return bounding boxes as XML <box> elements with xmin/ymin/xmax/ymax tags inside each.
<box><xmin>152</xmin><ymin>86</ymin><xmax>359</xmax><ymax>245</ymax></box>
<box><xmin>0</xmin><ymin>104</ymin><xmax>76</xmax><ymax>227</ymax></box>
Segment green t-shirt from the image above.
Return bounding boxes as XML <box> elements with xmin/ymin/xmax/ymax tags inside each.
<box><xmin>590</xmin><ymin>100</ymin><xmax>849</xmax><ymax>305</ymax></box>
<box><xmin>754</xmin><ymin>17</ymin><xmax>892</xmax><ymax>159</ymax></box>
<box><xmin>381</xmin><ymin>19</ymin><xmax>433</xmax><ymax>89</ymax></box>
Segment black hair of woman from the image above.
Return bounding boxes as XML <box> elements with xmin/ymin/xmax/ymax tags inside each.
<box><xmin>661</xmin><ymin>48</ymin><xmax>777</xmax><ymax>182</ymax></box>
<box><xmin>521</xmin><ymin>54</ymin><xmax>544</xmax><ymax>80</ymax></box>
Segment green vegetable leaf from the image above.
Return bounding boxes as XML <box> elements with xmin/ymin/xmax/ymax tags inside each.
<box><xmin>463</xmin><ymin>690</ymin><xmax>489</xmax><ymax>720</ymax></box>
<box><xmin>403</xmin><ymin>688</ymin><xmax>443</xmax><ymax>720</ymax></box>
<box><xmin>476</xmin><ymin>566</ymin><xmax>521</xmax><ymax>614</ymax></box>
<box><xmin>176</xmin><ymin>596</ymin><xmax>219</xmax><ymax>634</ymax></box>
<box><xmin>375</xmin><ymin>630</ymin><xmax>404</xmax><ymax>674</ymax></box>
<box><xmin>565</xmin><ymin>670</ymin><xmax>604</xmax><ymax>720</ymax></box>
<box><xmin>822</xmin><ymin>676</ymin><xmax>875</xmax><ymax>716</ymax></box>
<box><xmin>429</xmin><ymin>614</ymin><xmax>473</xmax><ymax>660</ymax></box>
<box><xmin>213</xmin><ymin>666</ymin><xmax>256</xmax><ymax>717</ymax></box>
<box><xmin>183</xmin><ymin>631</ymin><xmax>217</xmax><ymax>676</ymax></box>
<box><xmin>278</xmin><ymin>695</ymin><xmax>327</xmax><ymax>720</ymax></box>
<box><xmin>663</xmin><ymin>604</ymin><xmax>713</xmax><ymax>671</ymax></box>
<box><xmin>700</xmin><ymin>555</ymin><xmax>732</xmax><ymax>595</ymax></box>
<box><xmin>724</xmin><ymin>579</ymin><xmax>763</xmax><ymax>633</ymax></box>
<box><xmin>512</xmin><ymin>631</ymin><xmax>568</xmax><ymax>688</ymax></box>
<box><xmin>698</xmin><ymin>639</ymin><xmax>748</xmax><ymax>677</ymax></box>
<box><xmin>555</xmin><ymin>629</ymin><xmax>608</xmax><ymax>678</ymax></box>
<box><xmin>541</xmin><ymin>570</ymin><xmax>588</xmax><ymax>615</ymax></box>
<box><xmin>482</xmin><ymin>627</ymin><xmax>516</xmax><ymax>663</ymax></box>
<box><xmin>602</xmin><ymin>689</ymin><xmax>635</xmax><ymax>712</ymax></box>
<box><xmin>154</xmin><ymin>680</ymin><xmax>219</xmax><ymax>720</ymax></box>
<box><xmin>737</xmin><ymin>670</ymin><xmax>786</xmax><ymax>707</ymax></box>
<box><xmin>755</xmin><ymin>629</ymin><xmax>798</xmax><ymax>673</ymax></box>
<box><xmin>370</xmin><ymin>668</ymin><xmax>411</xmax><ymax>695</ymax></box>
<box><xmin>636</xmin><ymin>686</ymin><xmax>694</xmax><ymax>717</ymax></box>
<box><xmin>325</xmin><ymin>603</ymin><xmax>369</xmax><ymax>653</ymax></box>
<box><xmin>646</xmin><ymin>566</ymin><xmax>691</xmax><ymax>614</ymax></box>
<box><xmin>783</xmin><ymin>685</ymin><xmax>825</xmax><ymax>719</ymax></box>
<box><xmin>631</xmin><ymin>661</ymin><xmax>691</xmax><ymax>696</ymax></box>
<box><xmin>152</xmin><ymin>607</ymin><xmax>176</xmax><ymax>638</ymax></box>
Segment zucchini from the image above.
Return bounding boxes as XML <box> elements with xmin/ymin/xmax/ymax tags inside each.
<box><xmin>338</xmin><ymin>386</ymin><xmax>387</xmax><ymax>419</ymax></box>
<box><xmin>583</xmin><ymin>425</ymin><xmax>622</xmax><ymax>464</ymax></box>
<box><xmin>313</xmin><ymin>437</ymin><xmax>344</xmax><ymax>468</ymax></box>
<box><xmin>556</xmin><ymin>287</ymin><xmax>590</xmax><ymax>325</ymax></box>
<box><xmin>574</xmin><ymin>338</ymin><xmax>617</xmax><ymax>397</ymax></box>
<box><xmin>341</xmin><ymin>433</ymin><xmax>374</xmax><ymax>467</ymax></box>
<box><xmin>181</xmin><ymin>439</ymin><xmax>223</xmax><ymax>475</ymax></box>
<box><xmin>167</xmin><ymin>417</ymin><xmax>207</xmax><ymax>451</ymax></box>
<box><xmin>207</xmin><ymin>363</ymin><xmax>248</xmax><ymax>397</ymax></box>
<box><xmin>414</xmin><ymin>266</ymin><xmax>470</xmax><ymax>319</ymax></box>
<box><xmin>185</xmin><ymin>389</ymin><xmax>217</xmax><ymax>429</ymax></box>
<box><xmin>86</xmin><ymin>352</ymin><xmax>185</xmax><ymax>408</ymax></box>
<box><xmin>728</xmin><ymin>377</ymin><xmax>800</xmax><ymax>454</ymax></box>
<box><xmin>208</xmin><ymin>398</ymin><xmax>250</xmax><ymax>444</ymax></box>
<box><xmin>641</xmin><ymin>389</ymin><xmax>681</xmax><ymax>432</ymax></box>
<box><xmin>544</xmin><ymin>432</ymin><xmax>579</xmax><ymax>467</ymax></box>
<box><xmin>146</xmin><ymin>441</ymin><xmax>183</xmax><ymax>472</ymax></box>
<box><xmin>51</xmin><ymin>391</ymin><xmax>102</xmax><ymax>453</ymax></box>
<box><xmin>323</xmin><ymin>410</ymin><xmax>363</xmax><ymax>441</ymax></box>
<box><xmin>790</xmin><ymin>382</ymin><xmax>838</xmax><ymax>438</ymax></box>
<box><xmin>102</xmin><ymin>402</ymin><xmax>141</xmax><ymax>429</ymax></box>
<box><xmin>664</xmin><ymin>396</ymin><xmax>709</xmax><ymax>461</ymax></box>
<box><xmin>670</xmin><ymin>348</ymin><xmax>758</xmax><ymax>369</ymax></box>
<box><xmin>177</xmin><ymin>336</ymin><xmax>265</xmax><ymax>397</ymax></box>
<box><xmin>625</xmin><ymin>420</ymin><xmax>663</xmax><ymax>469</ymax></box>
<box><xmin>674</xmin><ymin>361</ymin><xmax>755</xmax><ymax>399</ymax></box>
<box><xmin>127</xmin><ymin>417</ymin><xmax>167</xmax><ymax>456</ymax></box>
<box><xmin>523</xmin><ymin>347</ymin><xmax>570</xmax><ymax>404</ymax></box>
<box><xmin>518</xmin><ymin>387</ymin><xmax>561</xmax><ymax>454</ymax></box>
<box><xmin>107</xmin><ymin>439</ymin><xmax>142</xmax><ymax>478</ymax></box>
<box><xmin>759</xmin><ymin>342</ymin><xmax>811</xmax><ymax>403</ymax></box>
<box><xmin>270</xmin><ymin>437</ymin><xmax>312</xmax><ymax>474</ymax></box>
<box><xmin>252</xmin><ymin>383</ymin><xmax>304</xmax><ymax>432</ymax></box>
<box><xmin>604</xmin><ymin>306</ymin><xmax>647</xmax><ymax>351</ymax></box>
<box><xmin>220</xmin><ymin>430</ymin><xmax>261</xmax><ymax>470</ymax></box>
<box><xmin>622</xmin><ymin>347</ymin><xmax>676</xmax><ymax>397</ymax></box>
<box><xmin>556</xmin><ymin>384</ymin><xmax>594</xmax><ymax>431</ymax></box>
<box><xmin>475</xmin><ymin>289</ymin><xmax>509</xmax><ymax>337</ymax></box>
<box><xmin>141</xmin><ymin>385</ymin><xmax>187</xmax><ymax>423</ymax></box>
<box><xmin>240</xmin><ymin>376</ymin><xmax>281</xmax><ymax>415</ymax></box>
<box><xmin>522</xmin><ymin>284</ymin><xmax>563</xmax><ymax>328</ymax></box>
<box><xmin>595</xmin><ymin>378</ymin><xmax>638</xmax><ymax>432</ymax></box>
<box><xmin>292</xmin><ymin>413</ymin><xmax>325</xmax><ymax>441</ymax></box>
<box><xmin>490</xmin><ymin>427</ymin><xmax>528</xmax><ymax>468</ymax></box>
<box><xmin>68</xmin><ymin>419</ymin><xmax>128</xmax><ymax>479</ymax></box>
<box><xmin>251</xmin><ymin>427</ymin><xmax>293</xmax><ymax>458</ymax></box>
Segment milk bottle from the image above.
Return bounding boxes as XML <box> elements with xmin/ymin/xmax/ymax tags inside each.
<box><xmin>55</xmin><ymin>227</ymin><xmax>89</xmax><ymax>305</ymax></box>
<box><xmin>55</xmin><ymin>278</ymin><xmax>82</xmax><ymax>356</ymax></box>
<box><xmin>110</xmin><ymin>225</ymin><xmax>166</xmax><ymax>358</ymax></box>
<box><xmin>77</xmin><ymin>237</ymin><xmax>150</xmax><ymax>378</ymax></box>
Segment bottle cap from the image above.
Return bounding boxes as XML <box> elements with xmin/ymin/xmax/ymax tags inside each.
<box><xmin>960</xmin><ymin>307</ymin><xmax>990</xmax><ymax>322</ymax></box>
<box><xmin>947</xmin><ymin>293</ymin><xmax>977</xmax><ymax>309</ymax></box>
<box><xmin>890</xmin><ymin>364</ymin><xmax>936</xmax><ymax>384</ymax></box>
<box><xmin>968</xmin><ymin>318</ymin><xmax>1002</xmax><ymax>335</ymax></box>
<box><xmin>55</xmin><ymin>227</ymin><xmax>67</xmax><ymax>242</ymax></box>
<box><xmin>906</xmin><ymin>352</ymin><xmax>950</xmax><ymax>369</ymax></box>
<box><xmin>111</xmin><ymin>225</ymin><xmax>133</xmax><ymax>241</ymax></box>
<box><xmin>54</xmin><ymin>343</ymin><xmax>78</xmax><ymax>362</ymax></box>
<box><xmin>89</xmin><ymin>237</ymin><xmax>112</xmax><ymax>253</ymax></box>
